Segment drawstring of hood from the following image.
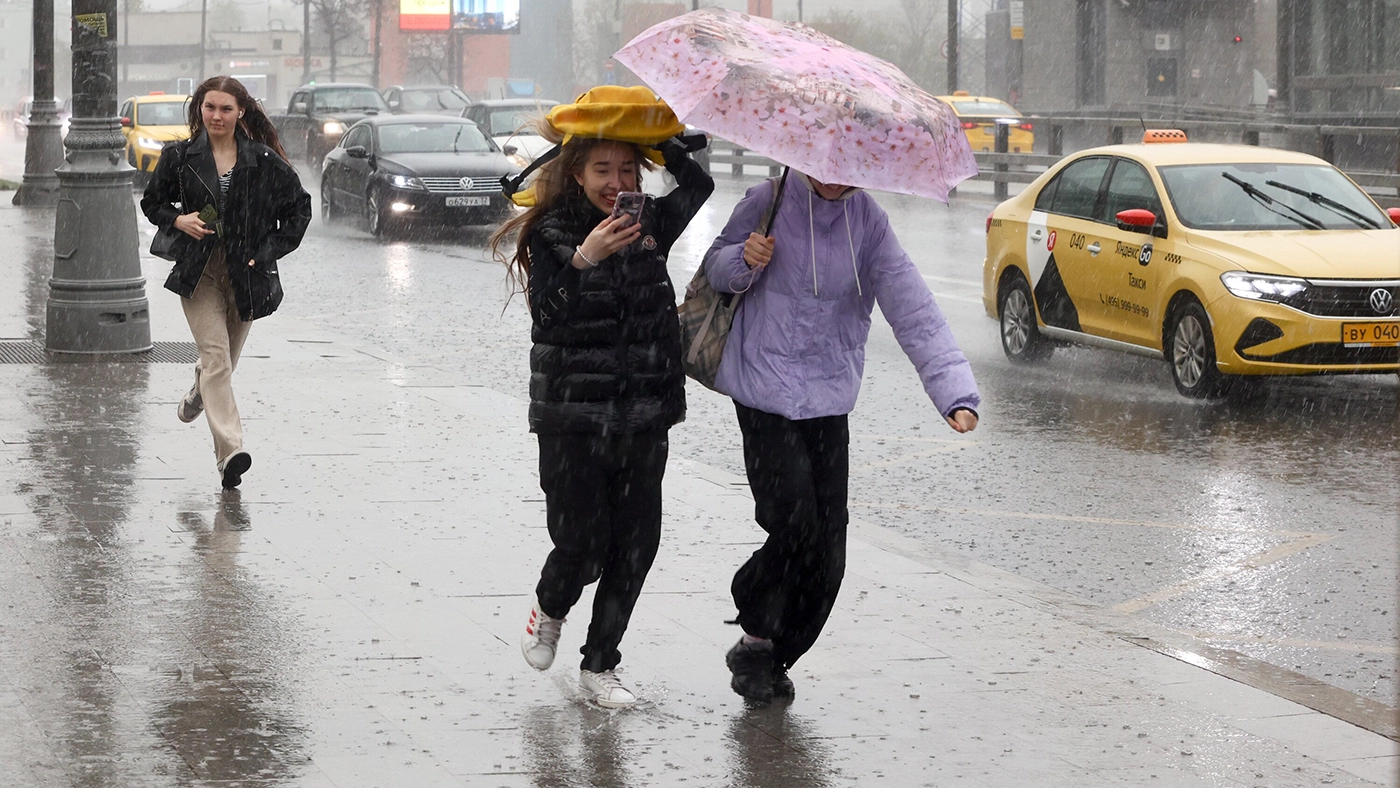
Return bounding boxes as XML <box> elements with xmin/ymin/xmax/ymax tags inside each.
<box><xmin>808</xmin><ymin>190</ymin><xmax>818</xmax><ymax>296</ymax></box>
<box><xmin>843</xmin><ymin>202</ymin><xmax>862</xmax><ymax>297</ymax></box>
<box><xmin>805</xmin><ymin>185</ymin><xmax>863</xmax><ymax>298</ymax></box>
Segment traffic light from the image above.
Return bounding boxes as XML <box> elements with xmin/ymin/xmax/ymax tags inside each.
<box><xmin>1232</xmin><ymin>35</ymin><xmax>1243</xmax><ymax>44</ymax></box>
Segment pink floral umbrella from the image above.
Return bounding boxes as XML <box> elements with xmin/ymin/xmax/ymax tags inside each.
<box><xmin>614</xmin><ymin>7</ymin><xmax>978</xmax><ymax>202</ymax></box>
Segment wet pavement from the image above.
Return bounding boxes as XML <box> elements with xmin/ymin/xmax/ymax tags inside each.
<box><xmin>0</xmin><ymin>158</ymin><xmax>1397</xmax><ymax>786</ymax></box>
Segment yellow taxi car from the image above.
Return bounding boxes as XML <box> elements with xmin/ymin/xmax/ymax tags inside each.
<box><xmin>982</xmin><ymin>130</ymin><xmax>1400</xmax><ymax>397</ymax></box>
<box><xmin>119</xmin><ymin>93</ymin><xmax>191</xmax><ymax>180</ymax></box>
<box><xmin>935</xmin><ymin>91</ymin><xmax>1034</xmax><ymax>153</ymax></box>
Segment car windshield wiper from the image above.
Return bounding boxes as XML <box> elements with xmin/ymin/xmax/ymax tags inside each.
<box><xmin>1221</xmin><ymin>172</ymin><xmax>1325</xmax><ymax>230</ymax></box>
<box><xmin>451</xmin><ymin>123</ymin><xmax>464</xmax><ymax>154</ymax></box>
<box><xmin>1262</xmin><ymin>179</ymin><xmax>1381</xmax><ymax>229</ymax></box>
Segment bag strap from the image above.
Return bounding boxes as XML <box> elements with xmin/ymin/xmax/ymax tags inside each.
<box><xmin>759</xmin><ymin>167</ymin><xmax>788</xmax><ymax>236</ymax></box>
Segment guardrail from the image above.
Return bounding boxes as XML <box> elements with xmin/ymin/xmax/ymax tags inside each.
<box><xmin>702</xmin><ymin>132</ymin><xmax>1399</xmax><ymax>205</ymax></box>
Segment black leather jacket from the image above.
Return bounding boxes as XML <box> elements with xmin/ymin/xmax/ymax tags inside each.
<box><xmin>141</xmin><ymin>131</ymin><xmax>311</xmax><ymax>320</ymax></box>
<box><xmin>526</xmin><ymin>146</ymin><xmax>714</xmax><ymax>434</ymax></box>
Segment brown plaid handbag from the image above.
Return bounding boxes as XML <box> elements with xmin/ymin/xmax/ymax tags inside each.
<box><xmin>679</xmin><ymin>171</ymin><xmax>786</xmax><ymax>390</ymax></box>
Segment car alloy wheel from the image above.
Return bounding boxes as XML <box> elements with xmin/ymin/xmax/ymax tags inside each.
<box><xmin>1167</xmin><ymin>301</ymin><xmax>1225</xmax><ymax>398</ymax></box>
<box><xmin>998</xmin><ymin>274</ymin><xmax>1052</xmax><ymax>363</ymax></box>
<box><xmin>367</xmin><ymin>191</ymin><xmax>387</xmax><ymax>237</ymax></box>
<box><xmin>320</xmin><ymin>182</ymin><xmax>336</xmax><ymax>222</ymax></box>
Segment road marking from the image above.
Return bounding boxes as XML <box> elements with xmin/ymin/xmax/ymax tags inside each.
<box><xmin>1111</xmin><ymin>533</ymin><xmax>1336</xmax><ymax>614</ymax></box>
<box><xmin>850</xmin><ymin>502</ymin><xmax>1318</xmax><ymax>537</ymax></box>
<box><xmin>1179</xmin><ymin>631</ymin><xmax>1400</xmax><ymax>656</ymax></box>
<box><xmin>853</xmin><ymin>502</ymin><xmax>1339</xmax><ymax>616</ymax></box>
<box><xmin>922</xmin><ymin>274</ymin><xmax>983</xmax><ymax>288</ymax></box>
<box><xmin>852</xmin><ymin>444</ymin><xmax>968</xmax><ymax>471</ymax></box>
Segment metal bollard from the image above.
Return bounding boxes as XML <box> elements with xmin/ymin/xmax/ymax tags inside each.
<box><xmin>994</xmin><ymin>121</ymin><xmax>1010</xmax><ymax>202</ymax></box>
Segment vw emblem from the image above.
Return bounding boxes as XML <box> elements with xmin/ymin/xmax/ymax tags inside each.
<box><xmin>458</xmin><ymin>177</ymin><xmax>474</xmax><ymax>190</ymax></box>
<box><xmin>1370</xmin><ymin>288</ymin><xmax>1394</xmax><ymax>315</ymax></box>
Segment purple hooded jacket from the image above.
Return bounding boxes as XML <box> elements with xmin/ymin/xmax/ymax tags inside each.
<box><xmin>702</xmin><ymin>174</ymin><xmax>980</xmax><ymax>421</ymax></box>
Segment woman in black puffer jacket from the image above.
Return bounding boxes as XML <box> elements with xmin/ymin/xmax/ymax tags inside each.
<box><xmin>490</xmin><ymin>97</ymin><xmax>713</xmax><ymax>708</ymax></box>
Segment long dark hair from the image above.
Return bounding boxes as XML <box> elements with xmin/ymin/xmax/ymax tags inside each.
<box><xmin>488</xmin><ymin>123</ymin><xmax>652</xmax><ymax>300</ymax></box>
<box><xmin>188</xmin><ymin>76</ymin><xmax>288</xmax><ymax>161</ymax></box>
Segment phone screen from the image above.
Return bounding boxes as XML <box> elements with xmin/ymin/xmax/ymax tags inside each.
<box><xmin>610</xmin><ymin>191</ymin><xmax>646</xmax><ymax>226</ymax></box>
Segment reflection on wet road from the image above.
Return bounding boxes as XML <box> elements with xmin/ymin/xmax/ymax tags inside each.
<box><xmin>0</xmin><ymin>151</ymin><xmax>1394</xmax><ymax>786</ymax></box>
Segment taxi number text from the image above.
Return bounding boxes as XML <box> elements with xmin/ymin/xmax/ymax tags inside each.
<box><xmin>1341</xmin><ymin>322</ymin><xmax>1400</xmax><ymax>347</ymax></box>
<box><xmin>446</xmin><ymin>196</ymin><xmax>490</xmax><ymax>207</ymax></box>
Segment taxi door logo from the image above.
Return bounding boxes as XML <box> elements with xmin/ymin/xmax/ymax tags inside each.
<box><xmin>1046</xmin><ymin>230</ymin><xmax>1057</xmax><ymax>251</ymax></box>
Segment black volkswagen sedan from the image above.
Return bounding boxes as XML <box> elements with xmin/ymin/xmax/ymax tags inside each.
<box><xmin>320</xmin><ymin>114</ymin><xmax>519</xmax><ymax>236</ymax></box>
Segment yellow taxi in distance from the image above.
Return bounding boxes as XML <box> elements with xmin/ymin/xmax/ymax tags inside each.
<box><xmin>935</xmin><ymin>91</ymin><xmax>1034</xmax><ymax>153</ymax></box>
<box><xmin>119</xmin><ymin>93</ymin><xmax>191</xmax><ymax>179</ymax></box>
<box><xmin>982</xmin><ymin>130</ymin><xmax>1400</xmax><ymax>397</ymax></box>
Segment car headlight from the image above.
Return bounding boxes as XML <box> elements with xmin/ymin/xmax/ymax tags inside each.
<box><xmin>507</xmin><ymin>152</ymin><xmax>530</xmax><ymax>169</ymax></box>
<box><xmin>389</xmin><ymin>174</ymin><xmax>425</xmax><ymax>190</ymax></box>
<box><xmin>323</xmin><ymin>120</ymin><xmax>346</xmax><ymax>135</ymax></box>
<box><xmin>136</xmin><ymin>135</ymin><xmax>163</xmax><ymax>151</ymax></box>
<box><xmin>1220</xmin><ymin>272</ymin><xmax>1308</xmax><ymax>303</ymax></box>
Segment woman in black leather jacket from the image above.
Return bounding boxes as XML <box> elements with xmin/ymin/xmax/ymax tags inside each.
<box><xmin>141</xmin><ymin>76</ymin><xmax>311</xmax><ymax>488</ymax></box>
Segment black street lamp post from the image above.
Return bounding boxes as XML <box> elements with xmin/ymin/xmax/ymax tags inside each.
<box><xmin>14</xmin><ymin>0</ymin><xmax>64</xmax><ymax>207</ymax></box>
<box><xmin>47</xmin><ymin>0</ymin><xmax>151</xmax><ymax>353</ymax></box>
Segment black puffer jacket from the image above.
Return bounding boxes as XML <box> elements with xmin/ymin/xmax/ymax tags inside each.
<box><xmin>141</xmin><ymin>131</ymin><xmax>311</xmax><ymax>320</ymax></box>
<box><xmin>526</xmin><ymin>146</ymin><xmax>714</xmax><ymax>434</ymax></box>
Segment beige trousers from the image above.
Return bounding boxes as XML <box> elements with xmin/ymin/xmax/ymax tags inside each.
<box><xmin>182</xmin><ymin>248</ymin><xmax>252</xmax><ymax>463</ymax></box>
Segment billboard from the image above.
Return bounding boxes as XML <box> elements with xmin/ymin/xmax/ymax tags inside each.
<box><xmin>401</xmin><ymin>0</ymin><xmax>450</xmax><ymax>31</ymax></box>
<box><xmin>453</xmin><ymin>0</ymin><xmax>519</xmax><ymax>33</ymax></box>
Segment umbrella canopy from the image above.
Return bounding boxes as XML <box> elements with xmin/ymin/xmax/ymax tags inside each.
<box><xmin>615</xmin><ymin>7</ymin><xmax>978</xmax><ymax>201</ymax></box>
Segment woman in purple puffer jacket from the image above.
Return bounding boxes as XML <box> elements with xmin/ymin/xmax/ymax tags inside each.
<box><xmin>703</xmin><ymin>171</ymin><xmax>980</xmax><ymax>703</ymax></box>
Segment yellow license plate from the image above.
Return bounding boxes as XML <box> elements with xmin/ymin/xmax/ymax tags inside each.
<box><xmin>1341</xmin><ymin>321</ymin><xmax>1400</xmax><ymax>347</ymax></box>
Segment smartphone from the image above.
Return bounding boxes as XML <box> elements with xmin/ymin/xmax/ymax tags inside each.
<box><xmin>610</xmin><ymin>191</ymin><xmax>646</xmax><ymax>227</ymax></box>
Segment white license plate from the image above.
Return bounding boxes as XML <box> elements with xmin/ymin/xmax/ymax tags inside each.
<box><xmin>446</xmin><ymin>196</ymin><xmax>490</xmax><ymax>207</ymax></box>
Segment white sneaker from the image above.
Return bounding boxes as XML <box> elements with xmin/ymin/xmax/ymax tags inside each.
<box><xmin>521</xmin><ymin>600</ymin><xmax>564</xmax><ymax>671</ymax></box>
<box><xmin>580</xmin><ymin>669</ymin><xmax>637</xmax><ymax>708</ymax></box>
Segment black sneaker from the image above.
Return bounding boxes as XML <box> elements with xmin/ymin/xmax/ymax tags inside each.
<box><xmin>772</xmin><ymin>668</ymin><xmax>795</xmax><ymax>699</ymax></box>
<box><xmin>725</xmin><ymin>639</ymin><xmax>775</xmax><ymax>703</ymax></box>
<box><xmin>219</xmin><ymin>451</ymin><xmax>252</xmax><ymax>489</ymax></box>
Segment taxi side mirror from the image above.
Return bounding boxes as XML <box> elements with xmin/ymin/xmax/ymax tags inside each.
<box><xmin>120</xmin><ymin>116</ymin><xmax>131</xmax><ymax>127</ymax></box>
<box><xmin>293</xmin><ymin>101</ymin><xmax>308</xmax><ymax>114</ymax></box>
<box><xmin>1387</xmin><ymin>207</ymin><xmax>1400</xmax><ymax>226</ymax></box>
<box><xmin>1116</xmin><ymin>209</ymin><xmax>1158</xmax><ymax>234</ymax></box>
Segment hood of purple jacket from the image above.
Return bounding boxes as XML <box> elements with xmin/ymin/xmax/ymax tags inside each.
<box><xmin>702</xmin><ymin>173</ymin><xmax>980</xmax><ymax>421</ymax></box>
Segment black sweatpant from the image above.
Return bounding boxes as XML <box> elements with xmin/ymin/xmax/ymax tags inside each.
<box><xmin>730</xmin><ymin>402</ymin><xmax>849</xmax><ymax>670</ymax></box>
<box><xmin>534</xmin><ymin>430</ymin><xmax>668</xmax><ymax>673</ymax></box>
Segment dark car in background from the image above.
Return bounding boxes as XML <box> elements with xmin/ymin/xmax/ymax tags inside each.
<box><xmin>270</xmin><ymin>83</ymin><xmax>390</xmax><ymax>169</ymax></box>
<box><xmin>383</xmin><ymin>85</ymin><xmax>471</xmax><ymax>116</ymax></box>
<box><xmin>320</xmin><ymin>115</ymin><xmax>518</xmax><ymax>236</ymax></box>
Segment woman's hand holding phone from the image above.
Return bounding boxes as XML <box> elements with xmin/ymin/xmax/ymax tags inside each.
<box><xmin>574</xmin><ymin>215</ymin><xmax>642</xmax><ymax>269</ymax></box>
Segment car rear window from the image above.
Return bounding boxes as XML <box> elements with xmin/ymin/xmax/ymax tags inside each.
<box><xmin>1159</xmin><ymin>162</ymin><xmax>1390</xmax><ymax>231</ymax></box>
<box><xmin>137</xmin><ymin>101</ymin><xmax>188</xmax><ymax>126</ymax></box>
<box><xmin>949</xmin><ymin>100</ymin><xmax>1019</xmax><ymax>117</ymax></box>
<box><xmin>487</xmin><ymin>108</ymin><xmax>553</xmax><ymax>137</ymax></box>
<box><xmin>1039</xmin><ymin>157</ymin><xmax>1110</xmax><ymax>220</ymax></box>
<box><xmin>315</xmin><ymin>88</ymin><xmax>389</xmax><ymax>113</ymax></box>
<box><xmin>402</xmin><ymin>89</ymin><xmax>469</xmax><ymax>112</ymax></box>
<box><xmin>377</xmin><ymin>122</ymin><xmax>493</xmax><ymax>154</ymax></box>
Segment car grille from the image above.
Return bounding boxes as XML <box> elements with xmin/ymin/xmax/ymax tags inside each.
<box><xmin>1280</xmin><ymin>281</ymin><xmax>1400</xmax><ymax>318</ymax></box>
<box><xmin>420</xmin><ymin>177</ymin><xmax>502</xmax><ymax>195</ymax></box>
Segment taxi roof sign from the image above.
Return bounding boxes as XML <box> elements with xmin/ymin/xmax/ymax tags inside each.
<box><xmin>1142</xmin><ymin>129</ymin><xmax>1188</xmax><ymax>144</ymax></box>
